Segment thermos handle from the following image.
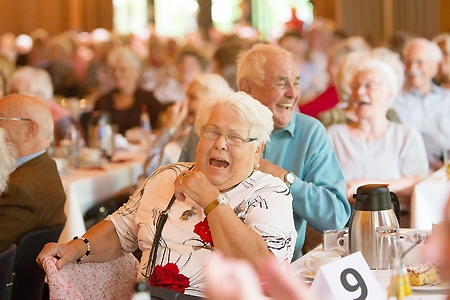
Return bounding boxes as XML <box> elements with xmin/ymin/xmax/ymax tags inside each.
<box><xmin>390</xmin><ymin>192</ymin><xmax>401</xmax><ymax>226</ymax></box>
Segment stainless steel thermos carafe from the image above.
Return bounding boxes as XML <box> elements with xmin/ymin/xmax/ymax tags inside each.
<box><xmin>348</xmin><ymin>184</ymin><xmax>400</xmax><ymax>269</ymax></box>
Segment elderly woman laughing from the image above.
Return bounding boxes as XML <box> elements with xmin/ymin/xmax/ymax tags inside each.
<box><xmin>37</xmin><ymin>92</ymin><xmax>297</xmax><ymax>297</ymax></box>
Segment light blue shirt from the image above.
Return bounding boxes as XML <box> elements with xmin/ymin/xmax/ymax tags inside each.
<box><xmin>179</xmin><ymin>113</ymin><xmax>351</xmax><ymax>259</ymax></box>
<box><xmin>392</xmin><ymin>84</ymin><xmax>450</xmax><ymax>166</ymax></box>
<box><xmin>17</xmin><ymin>150</ymin><xmax>46</xmax><ymax>167</ymax></box>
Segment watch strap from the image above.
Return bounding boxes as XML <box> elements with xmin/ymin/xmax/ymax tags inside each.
<box><xmin>204</xmin><ymin>199</ymin><xmax>220</xmax><ymax>216</ymax></box>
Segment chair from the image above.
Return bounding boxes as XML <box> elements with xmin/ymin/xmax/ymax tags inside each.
<box><xmin>0</xmin><ymin>244</ymin><xmax>17</xmax><ymax>300</ymax></box>
<box><xmin>11</xmin><ymin>224</ymin><xmax>64</xmax><ymax>300</ymax></box>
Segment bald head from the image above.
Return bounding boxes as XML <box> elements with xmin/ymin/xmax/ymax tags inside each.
<box><xmin>0</xmin><ymin>94</ymin><xmax>54</xmax><ymax>157</ymax></box>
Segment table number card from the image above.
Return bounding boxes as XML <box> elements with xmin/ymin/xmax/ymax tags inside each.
<box><xmin>308</xmin><ymin>251</ymin><xmax>386</xmax><ymax>300</ymax></box>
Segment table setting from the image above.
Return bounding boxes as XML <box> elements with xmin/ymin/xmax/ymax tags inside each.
<box><xmin>290</xmin><ymin>184</ymin><xmax>450</xmax><ymax>299</ymax></box>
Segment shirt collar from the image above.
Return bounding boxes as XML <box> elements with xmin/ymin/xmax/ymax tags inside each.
<box><xmin>17</xmin><ymin>150</ymin><xmax>46</xmax><ymax>167</ymax></box>
<box><xmin>273</xmin><ymin>113</ymin><xmax>296</xmax><ymax>137</ymax></box>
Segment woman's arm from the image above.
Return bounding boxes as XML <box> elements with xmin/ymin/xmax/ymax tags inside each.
<box><xmin>37</xmin><ymin>220</ymin><xmax>123</xmax><ymax>270</ymax></box>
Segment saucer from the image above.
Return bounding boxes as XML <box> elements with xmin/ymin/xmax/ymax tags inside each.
<box><xmin>299</xmin><ymin>269</ymin><xmax>315</xmax><ymax>280</ymax></box>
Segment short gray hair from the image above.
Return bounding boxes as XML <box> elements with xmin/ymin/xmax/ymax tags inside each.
<box><xmin>403</xmin><ymin>38</ymin><xmax>442</xmax><ymax>63</ymax></box>
<box><xmin>338</xmin><ymin>52</ymin><xmax>400</xmax><ymax>103</ymax></box>
<box><xmin>237</xmin><ymin>43</ymin><xmax>295</xmax><ymax>87</ymax></box>
<box><xmin>107</xmin><ymin>45</ymin><xmax>142</xmax><ymax>71</ymax></box>
<box><xmin>9</xmin><ymin>66</ymin><xmax>54</xmax><ymax>100</ymax></box>
<box><xmin>0</xmin><ymin>128</ymin><xmax>17</xmax><ymax>195</ymax></box>
<box><xmin>195</xmin><ymin>92</ymin><xmax>273</xmax><ymax>147</ymax></box>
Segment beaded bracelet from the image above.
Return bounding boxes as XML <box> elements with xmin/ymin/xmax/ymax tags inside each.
<box><xmin>73</xmin><ymin>236</ymin><xmax>90</xmax><ymax>263</ymax></box>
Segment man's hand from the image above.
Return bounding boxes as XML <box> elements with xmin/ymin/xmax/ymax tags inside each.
<box><xmin>258</xmin><ymin>158</ymin><xmax>289</xmax><ymax>182</ymax></box>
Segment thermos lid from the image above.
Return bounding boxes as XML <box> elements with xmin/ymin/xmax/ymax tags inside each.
<box><xmin>353</xmin><ymin>184</ymin><xmax>392</xmax><ymax>211</ymax></box>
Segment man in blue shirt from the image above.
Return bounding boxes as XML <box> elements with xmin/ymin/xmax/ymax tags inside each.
<box><xmin>179</xmin><ymin>44</ymin><xmax>350</xmax><ymax>259</ymax></box>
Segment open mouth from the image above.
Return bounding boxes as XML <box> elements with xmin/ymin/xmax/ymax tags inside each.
<box><xmin>277</xmin><ymin>103</ymin><xmax>293</xmax><ymax>110</ymax></box>
<box><xmin>209</xmin><ymin>158</ymin><xmax>229</xmax><ymax>169</ymax></box>
<box><xmin>357</xmin><ymin>100</ymin><xmax>371</xmax><ymax>107</ymax></box>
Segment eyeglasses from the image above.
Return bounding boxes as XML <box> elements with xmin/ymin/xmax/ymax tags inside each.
<box><xmin>200</xmin><ymin>125</ymin><xmax>257</xmax><ymax>146</ymax></box>
<box><xmin>0</xmin><ymin>117</ymin><xmax>32</xmax><ymax>122</ymax></box>
<box><xmin>350</xmin><ymin>81</ymin><xmax>384</xmax><ymax>91</ymax></box>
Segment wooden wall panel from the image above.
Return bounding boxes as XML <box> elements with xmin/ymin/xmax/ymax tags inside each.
<box><xmin>0</xmin><ymin>0</ymin><xmax>112</xmax><ymax>36</ymax></box>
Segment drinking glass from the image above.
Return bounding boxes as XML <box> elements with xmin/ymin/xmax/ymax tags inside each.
<box><xmin>444</xmin><ymin>147</ymin><xmax>450</xmax><ymax>180</ymax></box>
<box><xmin>376</xmin><ymin>226</ymin><xmax>399</xmax><ymax>270</ymax></box>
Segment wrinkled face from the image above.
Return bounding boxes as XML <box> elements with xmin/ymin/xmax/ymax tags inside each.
<box><xmin>404</xmin><ymin>44</ymin><xmax>439</xmax><ymax>89</ymax></box>
<box><xmin>195</xmin><ymin>107</ymin><xmax>261</xmax><ymax>190</ymax></box>
<box><xmin>349</xmin><ymin>69</ymin><xmax>392</xmax><ymax>119</ymax></box>
<box><xmin>249</xmin><ymin>56</ymin><xmax>300</xmax><ymax>129</ymax></box>
<box><xmin>425</xmin><ymin>199</ymin><xmax>450</xmax><ymax>282</ymax></box>
<box><xmin>109</xmin><ymin>59</ymin><xmax>139</xmax><ymax>90</ymax></box>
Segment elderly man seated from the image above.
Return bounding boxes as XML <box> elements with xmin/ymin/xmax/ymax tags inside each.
<box><xmin>0</xmin><ymin>127</ymin><xmax>16</xmax><ymax>195</ymax></box>
<box><xmin>0</xmin><ymin>94</ymin><xmax>66</xmax><ymax>253</ymax></box>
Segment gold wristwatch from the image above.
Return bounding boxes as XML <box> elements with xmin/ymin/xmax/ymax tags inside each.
<box><xmin>204</xmin><ymin>193</ymin><xmax>229</xmax><ymax>216</ymax></box>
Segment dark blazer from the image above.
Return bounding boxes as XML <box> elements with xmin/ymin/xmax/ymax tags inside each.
<box><xmin>0</xmin><ymin>152</ymin><xmax>66</xmax><ymax>252</ymax></box>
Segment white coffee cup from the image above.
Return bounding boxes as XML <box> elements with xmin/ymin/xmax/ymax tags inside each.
<box><xmin>336</xmin><ymin>235</ymin><xmax>349</xmax><ymax>252</ymax></box>
<box><xmin>304</xmin><ymin>252</ymin><xmax>341</xmax><ymax>274</ymax></box>
<box><xmin>79</xmin><ymin>147</ymin><xmax>102</xmax><ymax>164</ymax></box>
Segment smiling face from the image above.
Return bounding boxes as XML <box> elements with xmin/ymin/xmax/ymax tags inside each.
<box><xmin>404</xmin><ymin>44</ymin><xmax>439</xmax><ymax>90</ymax></box>
<box><xmin>195</xmin><ymin>107</ymin><xmax>261</xmax><ymax>190</ymax></box>
<box><xmin>349</xmin><ymin>69</ymin><xmax>392</xmax><ymax>120</ymax></box>
<box><xmin>248</xmin><ymin>55</ymin><xmax>300</xmax><ymax>129</ymax></box>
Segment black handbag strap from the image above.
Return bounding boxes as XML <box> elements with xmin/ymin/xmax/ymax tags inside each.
<box><xmin>145</xmin><ymin>164</ymin><xmax>195</xmax><ymax>278</ymax></box>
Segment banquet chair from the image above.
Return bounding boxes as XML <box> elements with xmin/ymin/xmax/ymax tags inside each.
<box><xmin>10</xmin><ymin>224</ymin><xmax>64</xmax><ymax>300</ymax></box>
<box><xmin>0</xmin><ymin>244</ymin><xmax>16</xmax><ymax>300</ymax></box>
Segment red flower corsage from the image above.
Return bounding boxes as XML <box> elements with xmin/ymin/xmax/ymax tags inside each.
<box><xmin>149</xmin><ymin>263</ymin><xmax>190</xmax><ymax>293</ymax></box>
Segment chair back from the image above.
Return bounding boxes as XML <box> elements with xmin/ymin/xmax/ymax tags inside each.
<box><xmin>11</xmin><ymin>224</ymin><xmax>64</xmax><ymax>300</ymax></box>
<box><xmin>0</xmin><ymin>244</ymin><xmax>17</xmax><ymax>300</ymax></box>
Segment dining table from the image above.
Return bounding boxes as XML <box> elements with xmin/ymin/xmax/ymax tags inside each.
<box><xmin>58</xmin><ymin>147</ymin><xmax>147</xmax><ymax>243</ymax></box>
<box><xmin>411</xmin><ymin>166</ymin><xmax>450</xmax><ymax>230</ymax></box>
<box><xmin>290</xmin><ymin>229</ymin><xmax>449</xmax><ymax>299</ymax></box>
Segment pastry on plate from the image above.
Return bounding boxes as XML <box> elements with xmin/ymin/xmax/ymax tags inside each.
<box><xmin>406</xmin><ymin>264</ymin><xmax>437</xmax><ymax>286</ymax></box>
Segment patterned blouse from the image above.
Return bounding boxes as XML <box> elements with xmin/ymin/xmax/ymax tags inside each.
<box><xmin>107</xmin><ymin>162</ymin><xmax>297</xmax><ymax>297</ymax></box>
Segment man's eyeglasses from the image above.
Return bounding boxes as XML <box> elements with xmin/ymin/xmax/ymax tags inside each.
<box><xmin>0</xmin><ymin>117</ymin><xmax>32</xmax><ymax>122</ymax></box>
<box><xmin>200</xmin><ymin>125</ymin><xmax>257</xmax><ymax>146</ymax></box>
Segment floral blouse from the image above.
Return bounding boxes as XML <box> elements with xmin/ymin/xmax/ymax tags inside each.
<box><xmin>107</xmin><ymin>162</ymin><xmax>297</xmax><ymax>297</ymax></box>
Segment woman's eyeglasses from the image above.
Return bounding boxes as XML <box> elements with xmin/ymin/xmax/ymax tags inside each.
<box><xmin>200</xmin><ymin>125</ymin><xmax>257</xmax><ymax>146</ymax></box>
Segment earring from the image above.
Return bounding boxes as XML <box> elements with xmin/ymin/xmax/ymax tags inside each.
<box><xmin>254</xmin><ymin>163</ymin><xmax>259</xmax><ymax>170</ymax></box>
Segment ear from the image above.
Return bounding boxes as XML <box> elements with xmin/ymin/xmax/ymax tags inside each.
<box><xmin>254</xmin><ymin>142</ymin><xmax>265</xmax><ymax>164</ymax></box>
<box><xmin>239</xmin><ymin>78</ymin><xmax>251</xmax><ymax>94</ymax></box>
<box><xmin>25</xmin><ymin>120</ymin><xmax>39</xmax><ymax>141</ymax></box>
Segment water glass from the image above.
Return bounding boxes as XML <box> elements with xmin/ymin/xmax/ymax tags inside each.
<box><xmin>376</xmin><ymin>226</ymin><xmax>399</xmax><ymax>270</ymax></box>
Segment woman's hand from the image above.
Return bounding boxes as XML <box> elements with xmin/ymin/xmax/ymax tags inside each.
<box><xmin>36</xmin><ymin>240</ymin><xmax>86</xmax><ymax>270</ymax></box>
<box><xmin>174</xmin><ymin>169</ymin><xmax>219</xmax><ymax>208</ymax></box>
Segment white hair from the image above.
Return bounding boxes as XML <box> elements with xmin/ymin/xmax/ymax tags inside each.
<box><xmin>195</xmin><ymin>92</ymin><xmax>273</xmax><ymax>147</ymax></box>
<box><xmin>403</xmin><ymin>38</ymin><xmax>442</xmax><ymax>63</ymax></box>
<box><xmin>9</xmin><ymin>66</ymin><xmax>54</xmax><ymax>100</ymax></box>
<box><xmin>0</xmin><ymin>128</ymin><xmax>17</xmax><ymax>195</ymax></box>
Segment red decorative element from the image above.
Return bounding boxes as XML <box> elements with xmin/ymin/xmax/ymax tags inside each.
<box><xmin>193</xmin><ymin>217</ymin><xmax>214</xmax><ymax>247</ymax></box>
<box><xmin>149</xmin><ymin>263</ymin><xmax>190</xmax><ymax>293</ymax></box>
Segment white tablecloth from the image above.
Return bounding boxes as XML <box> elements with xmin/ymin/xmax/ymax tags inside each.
<box><xmin>59</xmin><ymin>150</ymin><xmax>147</xmax><ymax>243</ymax></box>
<box><xmin>411</xmin><ymin>167</ymin><xmax>450</xmax><ymax>230</ymax></box>
<box><xmin>290</xmin><ymin>243</ymin><xmax>448</xmax><ymax>299</ymax></box>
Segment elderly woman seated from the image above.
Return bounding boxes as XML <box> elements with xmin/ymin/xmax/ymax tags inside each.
<box><xmin>37</xmin><ymin>92</ymin><xmax>297</xmax><ymax>297</ymax></box>
<box><xmin>327</xmin><ymin>51</ymin><xmax>429</xmax><ymax>216</ymax></box>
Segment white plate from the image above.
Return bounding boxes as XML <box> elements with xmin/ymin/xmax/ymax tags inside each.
<box><xmin>411</xmin><ymin>282</ymin><xmax>450</xmax><ymax>292</ymax></box>
<box><xmin>299</xmin><ymin>269</ymin><xmax>315</xmax><ymax>280</ymax></box>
